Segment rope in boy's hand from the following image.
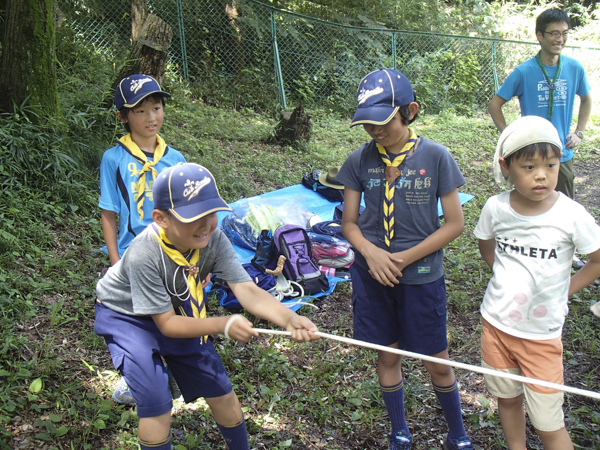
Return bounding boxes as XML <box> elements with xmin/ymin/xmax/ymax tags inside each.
<box><xmin>253</xmin><ymin>329</ymin><xmax>600</xmax><ymax>401</ymax></box>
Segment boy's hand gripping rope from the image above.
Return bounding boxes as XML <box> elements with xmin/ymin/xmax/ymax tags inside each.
<box><xmin>253</xmin><ymin>328</ymin><xmax>600</xmax><ymax>401</ymax></box>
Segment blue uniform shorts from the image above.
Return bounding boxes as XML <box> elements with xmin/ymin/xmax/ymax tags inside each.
<box><xmin>350</xmin><ymin>263</ymin><xmax>448</xmax><ymax>355</ymax></box>
<box><xmin>94</xmin><ymin>301</ymin><xmax>232</xmax><ymax>418</ymax></box>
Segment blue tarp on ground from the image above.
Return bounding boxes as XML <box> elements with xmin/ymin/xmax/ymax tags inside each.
<box><xmin>214</xmin><ymin>184</ymin><xmax>474</xmax><ymax>311</ymax></box>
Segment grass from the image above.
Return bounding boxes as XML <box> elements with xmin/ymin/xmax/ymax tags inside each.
<box><xmin>2</xmin><ymin>88</ymin><xmax>600</xmax><ymax>449</ymax></box>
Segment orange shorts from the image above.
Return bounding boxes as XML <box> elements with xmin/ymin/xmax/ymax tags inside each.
<box><xmin>480</xmin><ymin>317</ymin><xmax>565</xmax><ymax>431</ymax></box>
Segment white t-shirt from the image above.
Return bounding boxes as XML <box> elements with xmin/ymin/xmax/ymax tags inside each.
<box><xmin>474</xmin><ymin>191</ymin><xmax>600</xmax><ymax>340</ymax></box>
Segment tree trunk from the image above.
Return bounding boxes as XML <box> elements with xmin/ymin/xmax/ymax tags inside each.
<box><xmin>0</xmin><ymin>0</ymin><xmax>58</xmax><ymax>117</ymax></box>
<box><xmin>111</xmin><ymin>0</ymin><xmax>173</xmax><ymax>97</ymax></box>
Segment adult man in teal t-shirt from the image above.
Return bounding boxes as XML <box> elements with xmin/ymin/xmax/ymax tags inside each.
<box><xmin>488</xmin><ymin>8</ymin><xmax>591</xmax><ymax>199</ymax></box>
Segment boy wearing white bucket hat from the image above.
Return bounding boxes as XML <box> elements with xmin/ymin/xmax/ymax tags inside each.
<box><xmin>474</xmin><ymin>115</ymin><xmax>600</xmax><ymax>449</ymax></box>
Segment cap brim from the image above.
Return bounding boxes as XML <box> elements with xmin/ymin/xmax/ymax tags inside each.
<box><xmin>350</xmin><ymin>106</ymin><xmax>399</xmax><ymax>127</ymax></box>
<box><xmin>169</xmin><ymin>198</ymin><xmax>231</xmax><ymax>223</ymax></box>
<box><xmin>123</xmin><ymin>90</ymin><xmax>172</xmax><ymax>108</ymax></box>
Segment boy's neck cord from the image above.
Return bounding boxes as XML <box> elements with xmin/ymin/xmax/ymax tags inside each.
<box><xmin>118</xmin><ymin>133</ymin><xmax>167</xmax><ymax>220</ymax></box>
<box><xmin>254</xmin><ymin>328</ymin><xmax>600</xmax><ymax>401</ymax></box>
<box><xmin>151</xmin><ymin>224</ymin><xmax>208</xmax><ymax>343</ymax></box>
<box><xmin>377</xmin><ymin>128</ymin><xmax>418</xmax><ymax>247</ymax></box>
<box><xmin>535</xmin><ymin>52</ymin><xmax>562</xmax><ymax>121</ymax></box>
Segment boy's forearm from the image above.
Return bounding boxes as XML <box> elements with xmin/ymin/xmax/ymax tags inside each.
<box><xmin>101</xmin><ymin>209</ymin><xmax>120</xmax><ymax>265</ymax></box>
<box><xmin>568</xmin><ymin>260</ymin><xmax>600</xmax><ymax>297</ymax></box>
<box><xmin>154</xmin><ymin>313</ymin><xmax>229</xmax><ymax>338</ymax></box>
<box><xmin>397</xmin><ymin>220</ymin><xmax>464</xmax><ymax>266</ymax></box>
<box><xmin>235</xmin><ymin>282</ymin><xmax>296</xmax><ymax>328</ymax></box>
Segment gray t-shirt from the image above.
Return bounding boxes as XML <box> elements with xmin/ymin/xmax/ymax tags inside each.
<box><xmin>96</xmin><ymin>226</ymin><xmax>250</xmax><ymax>315</ymax></box>
<box><xmin>336</xmin><ymin>137</ymin><xmax>465</xmax><ymax>284</ymax></box>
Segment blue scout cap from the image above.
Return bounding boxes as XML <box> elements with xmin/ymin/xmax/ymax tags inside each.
<box><xmin>153</xmin><ymin>163</ymin><xmax>231</xmax><ymax>223</ymax></box>
<box><xmin>114</xmin><ymin>74</ymin><xmax>171</xmax><ymax>110</ymax></box>
<box><xmin>351</xmin><ymin>69</ymin><xmax>414</xmax><ymax>127</ymax></box>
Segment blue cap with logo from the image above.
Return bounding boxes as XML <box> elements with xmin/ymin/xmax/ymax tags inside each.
<box><xmin>153</xmin><ymin>163</ymin><xmax>231</xmax><ymax>223</ymax></box>
<box><xmin>351</xmin><ymin>68</ymin><xmax>414</xmax><ymax>128</ymax></box>
<box><xmin>114</xmin><ymin>74</ymin><xmax>171</xmax><ymax>110</ymax></box>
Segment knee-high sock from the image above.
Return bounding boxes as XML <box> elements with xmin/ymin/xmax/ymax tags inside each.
<box><xmin>433</xmin><ymin>379</ymin><xmax>468</xmax><ymax>440</ymax></box>
<box><xmin>139</xmin><ymin>434</ymin><xmax>171</xmax><ymax>450</ymax></box>
<box><xmin>381</xmin><ymin>380</ymin><xmax>410</xmax><ymax>435</ymax></box>
<box><xmin>217</xmin><ymin>416</ymin><xmax>249</xmax><ymax>450</ymax></box>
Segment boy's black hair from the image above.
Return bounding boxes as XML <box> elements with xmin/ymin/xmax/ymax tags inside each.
<box><xmin>503</xmin><ymin>142</ymin><xmax>562</xmax><ymax>167</ymax></box>
<box><xmin>118</xmin><ymin>94</ymin><xmax>166</xmax><ymax>133</ymax></box>
<box><xmin>398</xmin><ymin>93</ymin><xmax>418</xmax><ymax>126</ymax></box>
<box><xmin>536</xmin><ymin>9</ymin><xmax>570</xmax><ymax>34</ymax></box>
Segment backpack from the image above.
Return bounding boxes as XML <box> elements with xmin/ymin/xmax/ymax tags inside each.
<box><xmin>302</xmin><ymin>170</ymin><xmax>344</xmax><ymax>203</ymax></box>
<box><xmin>274</xmin><ymin>224</ymin><xmax>330</xmax><ymax>295</ymax></box>
<box><xmin>211</xmin><ymin>263</ymin><xmax>277</xmax><ymax>309</ymax></box>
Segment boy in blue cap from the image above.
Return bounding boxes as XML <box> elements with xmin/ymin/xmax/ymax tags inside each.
<box><xmin>94</xmin><ymin>162</ymin><xmax>319</xmax><ymax>450</ymax></box>
<box><xmin>336</xmin><ymin>69</ymin><xmax>473</xmax><ymax>450</ymax></box>
<box><xmin>100</xmin><ymin>74</ymin><xmax>186</xmax><ymax>266</ymax></box>
<box><xmin>99</xmin><ymin>74</ymin><xmax>187</xmax><ymax>403</ymax></box>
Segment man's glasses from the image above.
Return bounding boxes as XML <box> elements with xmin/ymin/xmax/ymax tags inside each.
<box><xmin>543</xmin><ymin>30</ymin><xmax>569</xmax><ymax>39</ymax></box>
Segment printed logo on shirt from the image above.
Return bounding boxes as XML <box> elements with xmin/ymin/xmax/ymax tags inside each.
<box><xmin>418</xmin><ymin>266</ymin><xmax>430</xmax><ymax>274</ymax></box>
<box><xmin>496</xmin><ymin>237</ymin><xmax>558</xmax><ymax>259</ymax></box>
<box><xmin>537</xmin><ymin>78</ymin><xmax>568</xmax><ymax>107</ymax></box>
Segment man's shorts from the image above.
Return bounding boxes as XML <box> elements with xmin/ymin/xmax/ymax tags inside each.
<box><xmin>481</xmin><ymin>318</ymin><xmax>565</xmax><ymax>432</ymax></box>
<box><xmin>557</xmin><ymin>157</ymin><xmax>574</xmax><ymax>199</ymax></box>
<box><xmin>350</xmin><ymin>263</ymin><xmax>448</xmax><ymax>356</ymax></box>
<box><xmin>94</xmin><ymin>301</ymin><xmax>232</xmax><ymax>418</ymax></box>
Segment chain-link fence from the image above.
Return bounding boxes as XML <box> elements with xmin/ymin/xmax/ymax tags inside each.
<box><xmin>58</xmin><ymin>0</ymin><xmax>600</xmax><ymax>115</ymax></box>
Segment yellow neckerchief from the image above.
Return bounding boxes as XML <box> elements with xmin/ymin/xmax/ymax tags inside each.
<box><xmin>377</xmin><ymin>128</ymin><xmax>418</xmax><ymax>246</ymax></box>
<box><xmin>150</xmin><ymin>224</ymin><xmax>207</xmax><ymax>343</ymax></box>
<box><xmin>119</xmin><ymin>133</ymin><xmax>167</xmax><ymax>220</ymax></box>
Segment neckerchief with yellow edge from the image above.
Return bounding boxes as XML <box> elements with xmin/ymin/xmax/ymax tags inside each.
<box><xmin>150</xmin><ymin>223</ymin><xmax>208</xmax><ymax>344</ymax></box>
<box><xmin>119</xmin><ymin>133</ymin><xmax>167</xmax><ymax>221</ymax></box>
<box><xmin>377</xmin><ymin>128</ymin><xmax>418</xmax><ymax>246</ymax></box>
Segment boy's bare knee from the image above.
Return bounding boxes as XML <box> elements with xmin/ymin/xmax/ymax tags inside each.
<box><xmin>498</xmin><ymin>395</ymin><xmax>523</xmax><ymax>408</ymax></box>
<box><xmin>535</xmin><ymin>427</ymin><xmax>573</xmax><ymax>450</ymax></box>
<box><xmin>138</xmin><ymin>411</ymin><xmax>172</xmax><ymax>441</ymax></box>
<box><xmin>206</xmin><ymin>391</ymin><xmax>243</xmax><ymax>426</ymax></box>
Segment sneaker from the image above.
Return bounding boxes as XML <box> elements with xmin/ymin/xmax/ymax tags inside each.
<box><xmin>388</xmin><ymin>431</ymin><xmax>412</xmax><ymax>450</ymax></box>
<box><xmin>112</xmin><ymin>376</ymin><xmax>135</xmax><ymax>405</ymax></box>
<box><xmin>442</xmin><ymin>435</ymin><xmax>474</xmax><ymax>450</ymax></box>
<box><xmin>591</xmin><ymin>302</ymin><xmax>600</xmax><ymax>319</ymax></box>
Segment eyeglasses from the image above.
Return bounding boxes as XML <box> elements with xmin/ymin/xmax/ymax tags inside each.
<box><xmin>543</xmin><ymin>30</ymin><xmax>569</xmax><ymax>39</ymax></box>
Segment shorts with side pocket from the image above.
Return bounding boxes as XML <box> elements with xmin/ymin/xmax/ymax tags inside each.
<box><xmin>94</xmin><ymin>301</ymin><xmax>232</xmax><ymax>418</ymax></box>
<box><xmin>350</xmin><ymin>263</ymin><xmax>448</xmax><ymax>355</ymax></box>
<box><xmin>481</xmin><ymin>317</ymin><xmax>565</xmax><ymax>432</ymax></box>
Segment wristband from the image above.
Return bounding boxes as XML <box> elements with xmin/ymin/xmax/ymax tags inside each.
<box><xmin>224</xmin><ymin>315</ymin><xmax>243</xmax><ymax>339</ymax></box>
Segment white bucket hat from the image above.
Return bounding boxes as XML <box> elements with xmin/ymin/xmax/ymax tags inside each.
<box><xmin>494</xmin><ymin>115</ymin><xmax>563</xmax><ymax>186</ymax></box>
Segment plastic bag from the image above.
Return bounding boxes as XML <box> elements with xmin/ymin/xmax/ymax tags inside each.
<box><xmin>221</xmin><ymin>195</ymin><xmax>314</xmax><ymax>251</ymax></box>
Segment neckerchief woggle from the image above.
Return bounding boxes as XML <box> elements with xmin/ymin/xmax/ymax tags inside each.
<box><xmin>119</xmin><ymin>133</ymin><xmax>167</xmax><ymax>221</ymax></box>
<box><xmin>377</xmin><ymin>128</ymin><xmax>418</xmax><ymax>247</ymax></box>
<box><xmin>535</xmin><ymin>52</ymin><xmax>562</xmax><ymax>121</ymax></box>
<box><xmin>151</xmin><ymin>223</ymin><xmax>208</xmax><ymax>343</ymax></box>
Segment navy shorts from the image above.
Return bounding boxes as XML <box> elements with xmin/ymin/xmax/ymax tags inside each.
<box><xmin>350</xmin><ymin>263</ymin><xmax>448</xmax><ymax>355</ymax></box>
<box><xmin>94</xmin><ymin>301</ymin><xmax>232</xmax><ymax>418</ymax></box>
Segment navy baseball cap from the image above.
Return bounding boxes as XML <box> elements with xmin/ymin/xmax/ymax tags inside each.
<box><xmin>153</xmin><ymin>163</ymin><xmax>231</xmax><ymax>223</ymax></box>
<box><xmin>351</xmin><ymin>69</ymin><xmax>414</xmax><ymax>127</ymax></box>
<box><xmin>114</xmin><ymin>74</ymin><xmax>171</xmax><ymax>110</ymax></box>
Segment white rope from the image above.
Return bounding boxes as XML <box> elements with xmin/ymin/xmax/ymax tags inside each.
<box><xmin>253</xmin><ymin>328</ymin><xmax>600</xmax><ymax>401</ymax></box>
